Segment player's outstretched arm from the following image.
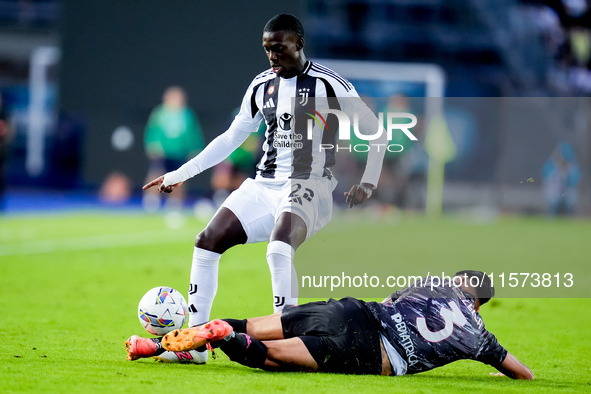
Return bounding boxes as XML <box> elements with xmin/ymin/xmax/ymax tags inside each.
<box><xmin>344</xmin><ymin>182</ymin><xmax>375</xmax><ymax>208</ymax></box>
<box><xmin>143</xmin><ymin>124</ymin><xmax>252</xmax><ymax>194</ymax></box>
<box><xmin>490</xmin><ymin>352</ymin><xmax>534</xmax><ymax>380</ymax></box>
<box><xmin>142</xmin><ymin>175</ymin><xmax>184</xmax><ymax>194</ymax></box>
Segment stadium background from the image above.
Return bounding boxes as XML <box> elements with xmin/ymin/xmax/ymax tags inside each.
<box><xmin>0</xmin><ymin>0</ymin><xmax>590</xmax><ymax>216</ymax></box>
<box><xmin>1</xmin><ymin>2</ymin><xmax>591</xmax><ymax>392</ymax></box>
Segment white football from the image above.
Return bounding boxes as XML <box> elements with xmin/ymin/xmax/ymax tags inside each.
<box><xmin>137</xmin><ymin>286</ymin><xmax>188</xmax><ymax>336</ymax></box>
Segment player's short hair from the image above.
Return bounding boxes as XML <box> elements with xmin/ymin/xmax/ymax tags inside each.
<box><xmin>454</xmin><ymin>270</ymin><xmax>495</xmax><ymax>305</ymax></box>
<box><xmin>263</xmin><ymin>13</ymin><xmax>304</xmax><ymax>40</ymax></box>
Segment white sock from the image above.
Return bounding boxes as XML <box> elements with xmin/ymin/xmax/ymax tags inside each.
<box><xmin>188</xmin><ymin>247</ymin><xmax>221</xmax><ymax>327</ymax></box>
<box><xmin>266</xmin><ymin>241</ymin><xmax>298</xmax><ymax>312</ymax></box>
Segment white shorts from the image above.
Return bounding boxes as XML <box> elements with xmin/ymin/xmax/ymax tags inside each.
<box><xmin>220</xmin><ymin>176</ymin><xmax>338</xmax><ymax>244</ymax></box>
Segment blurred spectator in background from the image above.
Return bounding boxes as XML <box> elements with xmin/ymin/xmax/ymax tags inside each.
<box><xmin>0</xmin><ymin>92</ymin><xmax>13</xmax><ymax>212</ymax></box>
<box><xmin>210</xmin><ymin>132</ymin><xmax>261</xmax><ymax>208</ymax></box>
<box><xmin>142</xmin><ymin>86</ymin><xmax>204</xmax><ymax>213</ymax></box>
<box><xmin>376</xmin><ymin>94</ymin><xmax>415</xmax><ymax>209</ymax></box>
<box><xmin>210</xmin><ymin>108</ymin><xmax>262</xmax><ymax>207</ymax></box>
<box><xmin>348</xmin><ymin>94</ymin><xmax>421</xmax><ymax>210</ymax></box>
<box><xmin>99</xmin><ymin>171</ymin><xmax>132</xmax><ymax>204</ymax></box>
<box><xmin>541</xmin><ymin>142</ymin><xmax>581</xmax><ymax>216</ymax></box>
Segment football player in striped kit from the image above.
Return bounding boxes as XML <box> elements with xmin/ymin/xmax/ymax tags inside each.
<box><xmin>142</xmin><ymin>13</ymin><xmax>386</xmax><ymax>363</ymax></box>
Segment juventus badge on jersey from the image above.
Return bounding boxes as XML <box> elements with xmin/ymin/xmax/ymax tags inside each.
<box><xmin>298</xmin><ymin>88</ymin><xmax>310</xmax><ymax>106</ymax></box>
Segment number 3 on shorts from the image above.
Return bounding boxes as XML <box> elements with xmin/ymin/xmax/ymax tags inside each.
<box><xmin>416</xmin><ymin>301</ymin><xmax>468</xmax><ymax>342</ymax></box>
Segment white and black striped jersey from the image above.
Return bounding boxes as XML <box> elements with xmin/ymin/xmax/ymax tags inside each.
<box><xmin>231</xmin><ymin>60</ymin><xmax>379</xmax><ymax>182</ymax></box>
<box><xmin>168</xmin><ymin>61</ymin><xmax>384</xmax><ymax>188</ymax></box>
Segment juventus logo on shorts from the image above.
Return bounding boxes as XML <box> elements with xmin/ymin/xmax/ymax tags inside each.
<box><xmin>274</xmin><ymin>296</ymin><xmax>285</xmax><ymax>307</ymax></box>
<box><xmin>189</xmin><ymin>284</ymin><xmax>198</xmax><ymax>295</ymax></box>
<box><xmin>288</xmin><ymin>183</ymin><xmax>315</xmax><ymax>205</ymax></box>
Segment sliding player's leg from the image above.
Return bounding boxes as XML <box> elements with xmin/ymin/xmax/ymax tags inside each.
<box><xmin>161</xmin><ymin>319</ymin><xmax>317</xmax><ymax>371</ymax></box>
<box><xmin>262</xmin><ymin>337</ymin><xmax>318</xmax><ymax>371</ymax></box>
<box><xmin>161</xmin><ymin>312</ymin><xmax>285</xmax><ymax>353</ymax></box>
<box><xmin>125</xmin><ymin>335</ymin><xmax>208</xmax><ymax>364</ymax></box>
<box><xmin>223</xmin><ymin>313</ymin><xmax>284</xmax><ymax>340</ymax></box>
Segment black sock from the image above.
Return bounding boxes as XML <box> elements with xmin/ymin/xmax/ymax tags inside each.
<box><xmin>222</xmin><ymin>318</ymin><xmax>248</xmax><ymax>333</ymax></box>
<box><xmin>219</xmin><ymin>332</ymin><xmax>267</xmax><ymax>369</ymax></box>
<box><xmin>150</xmin><ymin>337</ymin><xmax>165</xmax><ymax>356</ymax></box>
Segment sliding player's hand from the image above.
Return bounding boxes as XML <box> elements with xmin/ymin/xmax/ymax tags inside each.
<box><xmin>143</xmin><ymin>175</ymin><xmax>183</xmax><ymax>194</ymax></box>
<box><xmin>344</xmin><ymin>183</ymin><xmax>374</xmax><ymax>208</ymax></box>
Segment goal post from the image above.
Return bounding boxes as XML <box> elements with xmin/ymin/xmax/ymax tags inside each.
<box><xmin>312</xmin><ymin>59</ymin><xmax>448</xmax><ymax>216</ymax></box>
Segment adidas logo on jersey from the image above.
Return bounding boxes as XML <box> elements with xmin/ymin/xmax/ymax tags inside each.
<box><xmin>263</xmin><ymin>98</ymin><xmax>275</xmax><ymax>109</ymax></box>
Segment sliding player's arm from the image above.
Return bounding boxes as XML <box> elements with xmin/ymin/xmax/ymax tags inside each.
<box><xmin>476</xmin><ymin>331</ymin><xmax>533</xmax><ymax>380</ymax></box>
<box><xmin>490</xmin><ymin>352</ymin><xmax>534</xmax><ymax>380</ymax></box>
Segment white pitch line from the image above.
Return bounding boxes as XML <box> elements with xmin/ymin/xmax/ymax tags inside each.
<box><xmin>0</xmin><ymin>230</ymin><xmax>197</xmax><ymax>256</ymax></box>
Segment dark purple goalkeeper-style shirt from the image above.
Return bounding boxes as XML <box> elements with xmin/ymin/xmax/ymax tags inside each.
<box><xmin>366</xmin><ymin>277</ymin><xmax>507</xmax><ymax>374</ymax></box>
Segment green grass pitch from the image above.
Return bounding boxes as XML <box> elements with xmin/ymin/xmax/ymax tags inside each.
<box><xmin>1</xmin><ymin>211</ymin><xmax>590</xmax><ymax>393</ymax></box>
